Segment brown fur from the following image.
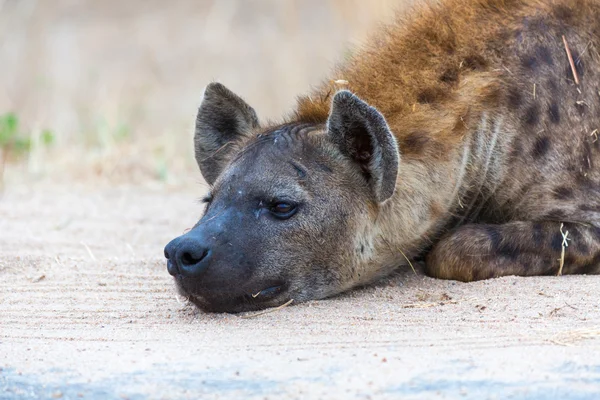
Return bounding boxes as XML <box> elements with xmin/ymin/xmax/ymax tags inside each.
<box><xmin>286</xmin><ymin>0</ymin><xmax>600</xmax><ymax>282</ymax></box>
<box><xmin>170</xmin><ymin>0</ymin><xmax>600</xmax><ymax>313</ymax></box>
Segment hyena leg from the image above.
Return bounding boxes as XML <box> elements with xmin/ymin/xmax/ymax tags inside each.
<box><xmin>425</xmin><ymin>221</ymin><xmax>600</xmax><ymax>282</ymax></box>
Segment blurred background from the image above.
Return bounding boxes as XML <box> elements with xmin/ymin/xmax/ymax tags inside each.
<box><xmin>0</xmin><ymin>0</ymin><xmax>404</xmax><ymax>188</ymax></box>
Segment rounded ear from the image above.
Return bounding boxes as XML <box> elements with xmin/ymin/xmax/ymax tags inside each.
<box><xmin>327</xmin><ymin>90</ymin><xmax>399</xmax><ymax>203</ymax></box>
<box><xmin>195</xmin><ymin>82</ymin><xmax>260</xmax><ymax>185</ymax></box>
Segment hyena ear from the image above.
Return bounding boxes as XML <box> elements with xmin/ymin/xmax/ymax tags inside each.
<box><xmin>195</xmin><ymin>82</ymin><xmax>260</xmax><ymax>185</ymax></box>
<box><xmin>327</xmin><ymin>90</ymin><xmax>399</xmax><ymax>203</ymax></box>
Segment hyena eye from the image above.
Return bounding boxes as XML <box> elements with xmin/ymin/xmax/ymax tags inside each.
<box><xmin>201</xmin><ymin>192</ymin><xmax>213</xmax><ymax>204</ymax></box>
<box><xmin>269</xmin><ymin>202</ymin><xmax>297</xmax><ymax>219</ymax></box>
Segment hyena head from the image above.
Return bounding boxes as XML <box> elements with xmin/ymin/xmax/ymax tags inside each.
<box><xmin>164</xmin><ymin>83</ymin><xmax>399</xmax><ymax>312</ymax></box>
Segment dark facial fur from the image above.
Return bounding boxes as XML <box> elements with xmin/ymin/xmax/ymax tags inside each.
<box><xmin>166</xmin><ymin>116</ymin><xmax>392</xmax><ymax>312</ymax></box>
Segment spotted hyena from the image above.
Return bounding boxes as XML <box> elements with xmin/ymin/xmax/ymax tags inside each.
<box><xmin>164</xmin><ymin>0</ymin><xmax>600</xmax><ymax>312</ymax></box>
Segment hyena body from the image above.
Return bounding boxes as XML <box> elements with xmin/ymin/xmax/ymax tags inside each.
<box><xmin>165</xmin><ymin>0</ymin><xmax>600</xmax><ymax>312</ymax></box>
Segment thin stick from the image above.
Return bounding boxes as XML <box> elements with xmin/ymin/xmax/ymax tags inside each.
<box><xmin>402</xmin><ymin>300</ymin><xmax>458</xmax><ymax>308</ymax></box>
<box><xmin>382</xmin><ymin>237</ymin><xmax>417</xmax><ymax>275</ymax></box>
<box><xmin>199</xmin><ymin>141</ymin><xmax>234</xmax><ymax>162</ymax></box>
<box><xmin>241</xmin><ymin>299</ymin><xmax>294</xmax><ymax>319</ymax></box>
<box><xmin>548</xmin><ymin>339</ymin><xmax>573</xmax><ymax>347</ymax></box>
<box><xmin>125</xmin><ymin>243</ymin><xmax>136</xmax><ymax>257</ymax></box>
<box><xmin>563</xmin><ymin>35</ymin><xmax>580</xmax><ymax>85</ymax></box>
<box><xmin>575</xmin><ymin>41</ymin><xmax>592</xmax><ymax>63</ymax></box>
<box><xmin>398</xmin><ymin>248</ymin><xmax>417</xmax><ymax>275</ymax></box>
<box><xmin>80</xmin><ymin>241</ymin><xmax>97</xmax><ymax>262</ymax></box>
<box><xmin>533</xmin><ymin>83</ymin><xmax>536</xmax><ymax>99</ymax></box>
<box><xmin>54</xmin><ymin>256</ymin><xmax>64</xmax><ymax>268</ymax></box>
<box><xmin>557</xmin><ymin>223</ymin><xmax>570</xmax><ymax>276</ymax></box>
<box><xmin>174</xmin><ymin>294</ymin><xmax>190</xmax><ymax>305</ymax></box>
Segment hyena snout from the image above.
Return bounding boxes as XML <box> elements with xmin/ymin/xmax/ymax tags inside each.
<box><xmin>164</xmin><ymin>234</ymin><xmax>211</xmax><ymax>278</ymax></box>
<box><xmin>163</xmin><ymin>225</ymin><xmax>290</xmax><ymax>312</ymax></box>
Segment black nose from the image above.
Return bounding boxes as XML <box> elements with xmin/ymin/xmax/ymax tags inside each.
<box><xmin>164</xmin><ymin>236</ymin><xmax>211</xmax><ymax>278</ymax></box>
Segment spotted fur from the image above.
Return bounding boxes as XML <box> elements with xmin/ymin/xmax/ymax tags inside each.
<box><xmin>289</xmin><ymin>0</ymin><xmax>600</xmax><ymax>283</ymax></box>
<box><xmin>170</xmin><ymin>0</ymin><xmax>600</xmax><ymax>312</ymax></box>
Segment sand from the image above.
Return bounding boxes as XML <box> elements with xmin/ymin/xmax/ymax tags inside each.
<box><xmin>1</xmin><ymin>182</ymin><xmax>599</xmax><ymax>399</ymax></box>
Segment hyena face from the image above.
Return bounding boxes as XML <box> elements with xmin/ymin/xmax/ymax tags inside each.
<box><xmin>164</xmin><ymin>83</ymin><xmax>399</xmax><ymax>312</ymax></box>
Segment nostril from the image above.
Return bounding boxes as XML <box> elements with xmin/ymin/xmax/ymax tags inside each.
<box><xmin>164</xmin><ymin>249</ymin><xmax>170</xmax><ymax>259</ymax></box>
<box><xmin>180</xmin><ymin>249</ymin><xmax>209</xmax><ymax>266</ymax></box>
<box><xmin>181</xmin><ymin>251</ymin><xmax>194</xmax><ymax>265</ymax></box>
<box><xmin>176</xmin><ymin>245</ymin><xmax>211</xmax><ymax>278</ymax></box>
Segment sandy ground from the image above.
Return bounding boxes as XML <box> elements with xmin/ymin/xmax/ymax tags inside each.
<box><xmin>1</xmin><ymin>182</ymin><xmax>599</xmax><ymax>399</ymax></box>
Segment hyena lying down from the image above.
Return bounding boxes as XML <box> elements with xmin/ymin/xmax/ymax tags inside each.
<box><xmin>165</xmin><ymin>0</ymin><xmax>600</xmax><ymax>312</ymax></box>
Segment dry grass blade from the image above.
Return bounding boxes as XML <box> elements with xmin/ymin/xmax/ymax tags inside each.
<box><xmin>381</xmin><ymin>237</ymin><xmax>417</xmax><ymax>275</ymax></box>
<box><xmin>402</xmin><ymin>300</ymin><xmax>458</xmax><ymax>308</ymax></box>
<box><xmin>80</xmin><ymin>241</ymin><xmax>97</xmax><ymax>262</ymax></box>
<box><xmin>174</xmin><ymin>294</ymin><xmax>190</xmax><ymax>306</ymax></box>
<box><xmin>332</xmin><ymin>79</ymin><xmax>349</xmax><ymax>87</ymax></box>
<box><xmin>199</xmin><ymin>141</ymin><xmax>234</xmax><ymax>162</ymax></box>
<box><xmin>562</xmin><ymin>35</ymin><xmax>580</xmax><ymax>85</ymax></box>
<box><xmin>550</xmin><ymin>327</ymin><xmax>600</xmax><ymax>346</ymax></box>
<box><xmin>398</xmin><ymin>248</ymin><xmax>417</xmax><ymax>275</ymax></box>
<box><xmin>556</xmin><ymin>223</ymin><xmax>570</xmax><ymax>276</ymax></box>
<box><xmin>241</xmin><ymin>299</ymin><xmax>294</xmax><ymax>319</ymax></box>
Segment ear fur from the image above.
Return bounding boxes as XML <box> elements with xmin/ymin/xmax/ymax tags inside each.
<box><xmin>194</xmin><ymin>82</ymin><xmax>259</xmax><ymax>185</ymax></box>
<box><xmin>327</xmin><ymin>90</ymin><xmax>399</xmax><ymax>202</ymax></box>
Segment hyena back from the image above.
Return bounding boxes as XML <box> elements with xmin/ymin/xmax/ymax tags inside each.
<box><xmin>165</xmin><ymin>0</ymin><xmax>600</xmax><ymax>312</ymax></box>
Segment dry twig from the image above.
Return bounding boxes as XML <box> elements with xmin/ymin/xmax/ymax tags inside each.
<box><xmin>557</xmin><ymin>223</ymin><xmax>570</xmax><ymax>276</ymax></box>
<box><xmin>563</xmin><ymin>35</ymin><xmax>579</xmax><ymax>85</ymax></box>
<box><xmin>402</xmin><ymin>300</ymin><xmax>458</xmax><ymax>308</ymax></box>
<box><xmin>398</xmin><ymin>248</ymin><xmax>417</xmax><ymax>275</ymax></box>
<box><xmin>80</xmin><ymin>241</ymin><xmax>97</xmax><ymax>262</ymax></box>
<box><xmin>241</xmin><ymin>299</ymin><xmax>294</xmax><ymax>319</ymax></box>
